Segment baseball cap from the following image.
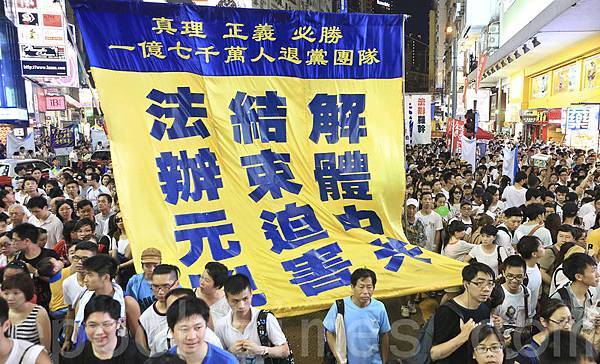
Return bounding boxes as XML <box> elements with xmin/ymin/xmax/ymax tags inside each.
<box><xmin>141</xmin><ymin>248</ymin><xmax>162</xmax><ymax>264</ymax></box>
<box><xmin>406</xmin><ymin>198</ymin><xmax>419</xmax><ymax>207</ymax></box>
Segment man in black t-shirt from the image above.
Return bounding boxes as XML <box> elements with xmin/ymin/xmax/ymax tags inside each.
<box><xmin>430</xmin><ymin>263</ymin><xmax>495</xmax><ymax>363</ymax></box>
<box><xmin>10</xmin><ymin>223</ymin><xmax>59</xmax><ymax>310</ymax></box>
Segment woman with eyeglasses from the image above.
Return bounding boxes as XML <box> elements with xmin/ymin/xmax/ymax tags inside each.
<box><xmin>470</xmin><ymin>324</ymin><xmax>506</xmax><ymax>364</ymax></box>
<box><xmin>515</xmin><ymin>298</ymin><xmax>572</xmax><ymax>364</ymax></box>
<box><xmin>60</xmin><ymin>295</ymin><xmax>147</xmax><ymax>363</ymax></box>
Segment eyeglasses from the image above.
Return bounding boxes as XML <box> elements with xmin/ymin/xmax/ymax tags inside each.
<box><xmin>72</xmin><ymin>255</ymin><xmax>90</xmax><ymax>262</ymax></box>
<box><xmin>152</xmin><ymin>281</ymin><xmax>177</xmax><ymax>292</ymax></box>
<box><xmin>474</xmin><ymin>344</ymin><xmax>503</xmax><ymax>354</ymax></box>
<box><xmin>469</xmin><ymin>280</ymin><xmax>495</xmax><ymax>289</ymax></box>
<box><xmin>505</xmin><ymin>274</ymin><xmax>525</xmax><ymax>281</ymax></box>
<box><xmin>85</xmin><ymin>320</ymin><xmax>117</xmax><ymax>330</ymax></box>
<box><xmin>548</xmin><ymin>317</ymin><xmax>574</xmax><ymax>327</ymax></box>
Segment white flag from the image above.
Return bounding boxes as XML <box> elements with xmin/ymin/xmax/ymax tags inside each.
<box><xmin>461</xmin><ymin>135</ymin><xmax>476</xmax><ymax>171</ymax></box>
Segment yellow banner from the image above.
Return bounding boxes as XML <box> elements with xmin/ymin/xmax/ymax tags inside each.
<box><xmin>74</xmin><ymin>1</ymin><xmax>465</xmax><ymax>317</ymax></box>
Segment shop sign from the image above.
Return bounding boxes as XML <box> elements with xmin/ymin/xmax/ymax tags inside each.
<box><xmin>45</xmin><ymin>95</ymin><xmax>65</xmax><ymax>111</ymax></box>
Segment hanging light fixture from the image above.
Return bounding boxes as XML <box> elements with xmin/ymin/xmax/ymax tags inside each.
<box><xmin>532</xmin><ymin>37</ymin><xmax>540</xmax><ymax>47</ymax></box>
<box><xmin>522</xmin><ymin>44</ymin><xmax>530</xmax><ymax>53</ymax></box>
<box><xmin>514</xmin><ymin>50</ymin><xmax>520</xmax><ymax>59</ymax></box>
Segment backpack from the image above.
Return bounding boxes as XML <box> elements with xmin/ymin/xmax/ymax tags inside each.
<box><xmin>323</xmin><ymin>299</ymin><xmax>344</xmax><ymax>364</ymax></box>
<box><xmin>404</xmin><ymin>300</ymin><xmax>464</xmax><ymax>364</ymax></box>
<box><xmin>257</xmin><ymin>310</ymin><xmax>294</xmax><ymax>364</ymax></box>
<box><xmin>547</xmin><ymin>242</ymin><xmax>574</xmax><ymax>275</ymax></box>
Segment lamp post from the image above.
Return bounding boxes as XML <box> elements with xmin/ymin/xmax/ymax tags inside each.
<box><xmin>447</xmin><ymin>25</ymin><xmax>458</xmax><ymax>119</ymax></box>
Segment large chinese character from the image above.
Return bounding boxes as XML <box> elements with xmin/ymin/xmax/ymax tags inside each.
<box><xmin>334</xmin><ymin>49</ymin><xmax>354</xmax><ymax>66</ymax></box>
<box><xmin>336</xmin><ymin>205</ymin><xmax>383</xmax><ymax>234</ymax></box>
<box><xmin>155</xmin><ymin>149</ymin><xmax>223</xmax><ymax>204</ymax></box>
<box><xmin>291</xmin><ymin>26</ymin><xmax>316</xmax><ymax>42</ymax></box>
<box><xmin>279</xmin><ymin>47</ymin><xmax>302</xmax><ymax>64</ymax></box>
<box><xmin>250</xmin><ymin>47</ymin><xmax>275</xmax><ymax>63</ymax></box>
<box><xmin>314</xmin><ymin>151</ymin><xmax>372</xmax><ymax>201</ymax></box>
<box><xmin>138</xmin><ymin>41</ymin><xmax>167</xmax><ymax>59</ymax></box>
<box><xmin>223</xmin><ymin>23</ymin><xmax>248</xmax><ymax>40</ymax></box>
<box><xmin>358</xmin><ymin>48</ymin><xmax>380</xmax><ymax>65</ymax></box>
<box><xmin>240</xmin><ymin>149</ymin><xmax>302</xmax><ymax>202</ymax></box>
<box><xmin>174</xmin><ymin>210</ymin><xmax>241</xmax><ymax>266</ymax></box>
<box><xmin>281</xmin><ymin>243</ymin><xmax>352</xmax><ymax>297</ymax></box>
<box><xmin>195</xmin><ymin>45</ymin><xmax>220</xmax><ymax>63</ymax></box>
<box><xmin>371</xmin><ymin>237</ymin><xmax>431</xmax><ymax>272</ymax></box>
<box><xmin>181</xmin><ymin>20</ymin><xmax>207</xmax><ymax>38</ymax></box>
<box><xmin>319</xmin><ymin>26</ymin><xmax>343</xmax><ymax>44</ymax></box>
<box><xmin>306</xmin><ymin>49</ymin><xmax>328</xmax><ymax>65</ymax></box>
<box><xmin>146</xmin><ymin>87</ymin><xmax>209</xmax><ymax>140</ymax></box>
<box><xmin>224</xmin><ymin>46</ymin><xmax>247</xmax><ymax>63</ymax></box>
<box><xmin>308</xmin><ymin>93</ymin><xmax>367</xmax><ymax>144</ymax></box>
<box><xmin>168</xmin><ymin>41</ymin><xmax>192</xmax><ymax>60</ymax></box>
<box><xmin>261</xmin><ymin>203</ymin><xmax>329</xmax><ymax>254</ymax></box>
<box><xmin>252</xmin><ymin>23</ymin><xmax>276</xmax><ymax>41</ymax></box>
<box><xmin>152</xmin><ymin>17</ymin><xmax>177</xmax><ymax>35</ymax></box>
<box><xmin>229</xmin><ymin>91</ymin><xmax>286</xmax><ymax>144</ymax></box>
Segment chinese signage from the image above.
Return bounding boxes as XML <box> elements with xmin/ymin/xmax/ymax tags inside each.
<box><xmin>553</xmin><ymin>62</ymin><xmax>580</xmax><ymax>95</ymax></box>
<box><xmin>50</xmin><ymin>125</ymin><xmax>75</xmax><ymax>149</ymax></box>
<box><xmin>14</xmin><ymin>0</ymin><xmax>68</xmax><ymax>76</ymax></box>
<box><xmin>73</xmin><ymin>0</ymin><xmax>464</xmax><ymax>316</ymax></box>
<box><xmin>584</xmin><ymin>53</ymin><xmax>600</xmax><ymax>90</ymax></box>
<box><xmin>566</xmin><ymin>105</ymin><xmax>600</xmax><ymax>151</ymax></box>
<box><xmin>404</xmin><ymin>94</ymin><xmax>432</xmax><ymax>145</ymax></box>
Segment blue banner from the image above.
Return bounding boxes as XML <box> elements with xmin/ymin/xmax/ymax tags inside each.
<box><xmin>51</xmin><ymin>126</ymin><xmax>76</xmax><ymax>149</ymax></box>
<box><xmin>71</xmin><ymin>0</ymin><xmax>403</xmax><ymax>79</ymax></box>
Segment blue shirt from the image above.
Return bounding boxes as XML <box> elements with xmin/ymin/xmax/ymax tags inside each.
<box><xmin>168</xmin><ymin>343</ymin><xmax>237</xmax><ymax>364</ymax></box>
<box><xmin>323</xmin><ymin>296</ymin><xmax>391</xmax><ymax>364</ymax></box>
<box><xmin>125</xmin><ymin>273</ymin><xmax>155</xmax><ymax>312</ymax></box>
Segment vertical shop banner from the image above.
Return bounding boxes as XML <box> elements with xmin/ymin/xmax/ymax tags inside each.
<box><xmin>565</xmin><ymin>105</ymin><xmax>600</xmax><ymax>151</ymax></box>
<box><xmin>72</xmin><ymin>0</ymin><xmax>464</xmax><ymax>316</ymax></box>
<box><xmin>476</xmin><ymin>53</ymin><xmax>488</xmax><ymax>92</ymax></box>
<box><xmin>14</xmin><ymin>0</ymin><xmax>69</xmax><ymax>76</ymax></box>
<box><xmin>404</xmin><ymin>96</ymin><xmax>414</xmax><ymax>145</ymax></box>
<box><xmin>446</xmin><ymin>118</ymin><xmax>465</xmax><ymax>154</ymax></box>
<box><xmin>405</xmin><ymin>94</ymin><xmax>431</xmax><ymax>144</ymax></box>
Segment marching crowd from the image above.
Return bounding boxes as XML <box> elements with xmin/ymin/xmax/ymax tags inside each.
<box><xmin>0</xmin><ymin>138</ymin><xmax>600</xmax><ymax>363</ymax></box>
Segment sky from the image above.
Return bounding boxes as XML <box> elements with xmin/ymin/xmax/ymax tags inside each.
<box><xmin>390</xmin><ymin>0</ymin><xmax>433</xmax><ymax>40</ymax></box>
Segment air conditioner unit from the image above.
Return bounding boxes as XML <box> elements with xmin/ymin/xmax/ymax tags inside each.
<box><xmin>488</xmin><ymin>34</ymin><xmax>499</xmax><ymax>48</ymax></box>
<box><xmin>488</xmin><ymin>22</ymin><xmax>500</xmax><ymax>34</ymax></box>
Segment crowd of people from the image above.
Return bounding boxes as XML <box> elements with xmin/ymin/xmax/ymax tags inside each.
<box><xmin>1</xmin><ymin>137</ymin><xmax>600</xmax><ymax>363</ymax></box>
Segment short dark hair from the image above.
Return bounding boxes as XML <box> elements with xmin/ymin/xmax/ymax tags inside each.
<box><xmin>1</xmin><ymin>273</ymin><xmax>34</xmax><ymax>300</ymax></box>
<box><xmin>448</xmin><ymin>220</ymin><xmax>467</xmax><ymax>235</ymax></box>
<box><xmin>74</xmin><ymin>218</ymin><xmax>96</xmax><ymax>231</ymax></box>
<box><xmin>89</xmin><ymin>173</ymin><xmax>100</xmax><ymax>182</ymax></box>
<box><xmin>504</xmin><ymin>207</ymin><xmax>523</xmax><ymax>218</ymax></box>
<box><xmin>166</xmin><ymin>296</ymin><xmax>210</xmax><ymax>331</ymax></box>
<box><xmin>153</xmin><ymin>264</ymin><xmax>180</xmax><ymax>280</ymax></box>
<box><xmin>350</xmin><ymin>268</ymin><xmax>377</xmax><ymax>287</ymax></box>
<box><xmin>83</xmin><ymin>255</ymin><xmax>118</xmax><ymax>279</ymax></box>
<box><xmin>74</xmin><ymin>241</ymin><xmax>99</xmax><ymax>254</ymax></box>
<box><xmin>36</xmin><ymin>257</ymin><xmax>56</xmax><ymax>278</ymax></box>
<box><xmin>462</xmin><ymin>262</ymin><xmax>495</xmax><ymax>281</ymax></box>
<box><xmin>515</xmin><ymin>171</ymin><xmax>527</xmax><ymax>183</ymax></box>
<box><xmin>556</xmin><ymin>185</ymin><xmax>569</xmax><ymax>195</ymax></box>
<box><xmin>525</xmin><ymin>188</ymin><xmax>541</xmax><ymax>201</ymax></box>
<box><xmin>480</xmin><ymin>225</ymin><xmax>498</xmax><ymax>236</ymax></box>
<box><xmin>76</xmin><ymin>199</ymin><xmax>93</xmax><ymax>210</ymax></box>
<box><xmin>563</xmin><ymin>253</ymin><xmax>596</xmax><ymax>282</ymax></box>
<box><xmin>524</xmin><ymin>204</ymin><xmax>546</xmax><ymax>221</ymax></box>
<box><xmin>502</xmin><ymin>255</ymin><xmax>526</xmax><ymax>272</ymax></box>
<box><xmin>204</xmin><ymin>262</ymin><xmax>228</xmax><ymax>289</ymax></box>
<box><xmin>66</xmin><ymin>180</ymin><xmax>79</xmax><ymax>188</ymax></box>
<box><xmin>10</xmin><ymin>222</ymin><xmax>39</xmax><ymax>244</ymax></box>
<box><xmin>144</xmin><ymin>353</ymin><xmax>187</xmax><ymax>364</ymax></box>
<box><xmin>557</xmin><ymin>224</ymin><xmax>573</xmax><ymax>235</ymax></box>
<box><xmin>98</xmin><ymin>193</ymin><xmax>112</xmax><ymax>204</ymax></box>
<box><xmin>83</xmin><ymin>295</ymin><xmax>121</xmax><ymax>323</ymax></box>
<box><xmin>517</xmin><ymin>236</ymin><xmax>541</xmax><ymax>260</ymax></box>
<box><xmin>539</xmin><ymin>298</ymin><xmax>568</xmax><ymax>320</ymax></box>
<box><xmin>165</xmin><ymin>288</ymin><xmax>194</xmax><ymax>302</ymax></box>
<box><xmin>22</xmin><ymin>176</ymin><xmax>37</xmax><ymax>186</ymax></box>
<box><xmin>538</xmin><ymin>330</ymin><xmax>597</xmax><ymax>363</ymax></box>
<box><xmin>224</xmin><ymin>274</ymin><xmax>252</xmax><ymax>297</ymax></box>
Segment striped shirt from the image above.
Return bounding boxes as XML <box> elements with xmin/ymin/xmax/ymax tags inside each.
<box><xmin>8</xmin><ymin>305</ymin><xmax>42</xmax><ymax>345</ymax></box>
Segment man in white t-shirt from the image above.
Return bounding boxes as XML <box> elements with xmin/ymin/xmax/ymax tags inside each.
<box><xmin>215</xmin><ymin>274</ymin><xmax>290</xmax><ymax>364</ymax></box>
<box><xmin>496</xmin><ymin>256</ymin><xmax>536</xmax><ymax>329</ymax></box>
<box><xmin>502</xmin><ymin>171</ymin><xmax>528</xmax><ymax>209</ymax></box>
<box><xmin>84</xmin><ymin>173</ymin><xmax>110</xmax><ymax>208</ymax></box>
<box><xmin>515</xmin><ymin>204</ymin><xmax>553</xmax><ymax>248</ymax></box>
<box><xmin>71</xmin><ymin>254</ymin><xmax>125</xmax><ymax>345</ymax></box>
<box><xmin>495</xmin><ymin>207</ymin><xmax>522</xmax><ymax>255</ymax></box>
<box><xmin>516</xmin><ymin>236</ymin><xmax>545</xmax><ymax>309</ymax></box>
<box><xmin>582</xmin><ymin>194</ymin><xmax>600</xmax><ymax>230</ymax></box>
<box><xmin>415</xmin><ymin>192</ymin><xmax>443</xmax><ymax>253</ymax></box>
